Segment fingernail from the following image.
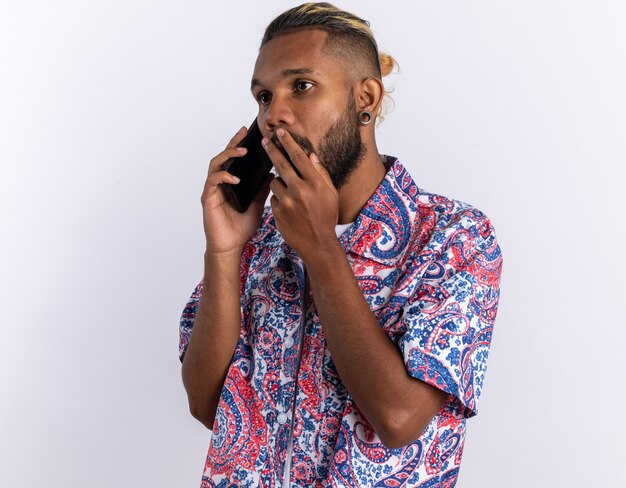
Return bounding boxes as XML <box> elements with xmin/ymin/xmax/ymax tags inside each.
<box><xmin>276</xmin><ymin>128</ymin><xmax>285</xmax><ymax>137</ymax></box>
<box><xmin>261</xmin><ymin>138</ymin><xmax>268</xmax><ymax>149</ymax></box>
<box><xmin>237</xmin><ymin>147</ymin><xmax>247</xmax><ymax>153</ymax></box>
<box><xmin>311</xmin><ymin>153</ymin><xmax>320</xmax><ymax>164</ymax></box>
<box><xmin>231</xmin><ymin>175</ymin><xmax>240</xmax><ymax>183</ymax></box>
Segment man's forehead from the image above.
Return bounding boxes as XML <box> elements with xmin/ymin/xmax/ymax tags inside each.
<box><xmin>252</xmin><ymin>29</ymin><xmax>332</xmax><ymax>80</ymax></box>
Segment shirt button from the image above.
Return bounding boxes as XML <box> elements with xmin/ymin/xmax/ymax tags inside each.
<box><xmin>277</xmin><ymin>412</ymin><xmax>288</xmax><ymax>425</ymax></box>
<box><xmin>284</xmin><ymin>336</ymin><xmax>294</xmax><ymax>348</ymax></box>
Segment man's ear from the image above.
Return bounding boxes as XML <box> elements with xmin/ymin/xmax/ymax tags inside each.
<box><xmin>355</xmin><ymin>77</ymin><xmax>385</xmax><ymax>115</ymax></box>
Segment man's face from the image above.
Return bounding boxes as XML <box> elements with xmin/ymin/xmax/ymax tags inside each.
<box><xmin>251</xmin><ymin>29</ymin><xmax>365</xmax><ymax>189</ymax></box>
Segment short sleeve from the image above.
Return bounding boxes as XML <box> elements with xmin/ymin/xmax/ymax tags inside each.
<box><xmin>398</xmin><ymin>216</ymin><xmax>503</xmax><ymax>418</ymax></box>
<box><xmin>177</xmin><ymin>237</ymin><xmax>257</xmax><ymax>363</ymax></box>
<box><xmin>179</xmin><ymin>280</ymin><xmax>204</xmax><ymax>363</ymax></box>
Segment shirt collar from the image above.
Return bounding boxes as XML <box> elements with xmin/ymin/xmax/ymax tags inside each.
<box><xmin>339</xmin><ymin>156</ymin><xmax>420</xmax><ymax>266</ymax></box>
<box><xmin>250</xmin><ymin>156</ymin><xmax>420</xmax><ymax>267</ymax></box>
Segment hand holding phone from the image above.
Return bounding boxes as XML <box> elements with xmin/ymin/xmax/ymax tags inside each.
<box><xmin>222</xmin><ymin>119</ymin><xmax>274</xmax><ymax>212</ymax></box>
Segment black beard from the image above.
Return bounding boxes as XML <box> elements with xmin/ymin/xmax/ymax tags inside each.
<box><xmin>271</xmin><ymin>98</ymin><xmax>365</xmax><ymax>190</ymax></box>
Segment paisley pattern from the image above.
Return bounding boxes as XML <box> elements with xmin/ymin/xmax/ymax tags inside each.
<box><xmin>179</xmin><ymin>157</ymin><xmax>503</xmax><ymax>487</ymax></box>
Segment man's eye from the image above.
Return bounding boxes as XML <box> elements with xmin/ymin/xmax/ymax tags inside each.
<box><xmin>295</xmin><ymin>81</ymin><xmax>313</xmax><ymax>92</ymax></box>
<box><xmin>257</xmin><ymin>92</ymin><xmax>271</xmax><ymax>105</ymax></box>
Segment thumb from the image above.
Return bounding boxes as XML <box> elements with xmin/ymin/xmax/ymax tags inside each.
<box><xmin>311</xmin><ymin>153</ymin><xmax>334</xmax><ymax>188</ymax></box>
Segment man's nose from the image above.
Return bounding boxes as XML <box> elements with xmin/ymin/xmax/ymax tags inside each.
<box><xmin>262</xmin><ymin>94</ymin><xmax>295</xmax><ymax>132</ymax></box>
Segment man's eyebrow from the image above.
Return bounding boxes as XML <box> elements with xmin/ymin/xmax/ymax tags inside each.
<box><xmin>250</xmin><ymin>68</ymin><xmax>316</xmax><ymax>90</ymax></box>
<box><xmin>282</xmin><ymin>68</ymin><xmax>315</xmax><ymax>76</ymax></box>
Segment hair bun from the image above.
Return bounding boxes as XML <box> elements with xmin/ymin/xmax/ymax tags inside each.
<box><xmin>379</xmin><ymin>52</ymin><xmax>398</xmax><ymax>77</ymax></box>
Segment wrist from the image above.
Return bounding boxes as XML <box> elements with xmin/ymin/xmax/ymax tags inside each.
<box><xmin>204</xmin><ymin>246</ymin><xmax>244</xmax><ymax>261</ymax></box>
<box><xmin>300</xmin><ymin>237</ymin><xmax>345</xmax><ymax>269</ymax></box>
<box><xmin>203</xmin><ymin>247</ymin><xmax>243</xmax><ymax>276</ymax></box>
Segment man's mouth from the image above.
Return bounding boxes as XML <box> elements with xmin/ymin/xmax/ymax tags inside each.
<box><xmin>270</xmin><ymin>129</ymin><xmax>314</xmax><ymax>163</ymax></box>
<box><xmin>270</xmin><ymin>132</ymin><xmax>283</xmax><ymax>148</ymax></box>
<box><xmin>271</xmin><ymin>132</ymin><xmax>290</xmax><ymax>159</ymax></box>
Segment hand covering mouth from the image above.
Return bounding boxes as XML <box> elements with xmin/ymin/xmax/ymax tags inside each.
<box><xmin>271</xmin><ymin>132</ymin><xmax>292</xmax><ymax>160</ymax></box>
<box><xmin>271</xmin><ymin>130</ymin><xmax>312</xmax><ymax>158</ymax></box>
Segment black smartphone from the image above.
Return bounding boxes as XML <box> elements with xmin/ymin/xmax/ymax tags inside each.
<box><xmin>222</xmin><ymin>119</ymin><xmax>274</xmax><ymax>212</ymax></box>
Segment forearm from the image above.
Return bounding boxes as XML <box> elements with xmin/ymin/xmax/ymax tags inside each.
<box><xmin>303</xmin><ymin>242</ymin><xmax>446</xmax><ymax>448</ymax></box>
<box><xmin>181</xmin><ymin>249</ymin><xmax>242</xmax><ymax>429</ymax></box>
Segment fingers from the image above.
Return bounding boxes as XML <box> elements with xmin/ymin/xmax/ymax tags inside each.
<box><xmin>226</xmin><ymin>126</ymin><xmax>248</xmax><ymax>149</ymax></box>
<box><xmin>262</xmin><ymin>138</ymin><xmax>298</xmax><ymax>186</ymax></box>
<box><xmin>269</xmin><ymin>174</ymin><xmax>288</xmax><ymax>201</ymax></box>
<box><xmin>201</xmin><ymin>170</ymin><xmax>240</xmax><ymax>202</ymax></box>
<box><xmin>310</xmin><ymin>152</ymin><xmax>335</xmax><ymax>190</ymax></box>
<box><xmin>277</xmin><ymin>129</ymin><xmax>318</xmax><ymax>180</ymax></box>
<box><xmin>262</xmin><ymin>128</ymin><xmax>317</xmax><ymax>184</ymax></box>
<box><xmin>207</xmin><ymin>127</ymin><xmax>249</xmax><ymax>174</ymax></box>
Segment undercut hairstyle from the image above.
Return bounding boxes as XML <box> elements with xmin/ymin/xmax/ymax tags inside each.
<box><xmin>261</xmin><ymin>2</ymin><xmax>397</xmax><ymax>81</ymax></box>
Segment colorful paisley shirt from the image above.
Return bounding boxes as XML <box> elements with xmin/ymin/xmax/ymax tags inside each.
<box><xmin>179</xmin><ymin>156</ymin><xmax>503</xmax><ymax>487</ymax></box>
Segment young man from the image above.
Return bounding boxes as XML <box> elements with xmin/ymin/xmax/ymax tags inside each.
<box><xmin>180</xmin><ymin>3</ymin><xmax>503</xmax><ymax>487</ymax></box>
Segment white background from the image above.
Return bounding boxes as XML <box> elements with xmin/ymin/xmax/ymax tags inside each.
<box><xmin>1</xmin><ymin>1</ymin><xmax>625</xmax><ymax>486</ymax></box>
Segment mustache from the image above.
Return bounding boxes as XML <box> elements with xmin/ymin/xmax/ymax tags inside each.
<box><xmin>270</xmin><ymin>129</ymin><xmax>315</xmax><ymax>156</ymax></box>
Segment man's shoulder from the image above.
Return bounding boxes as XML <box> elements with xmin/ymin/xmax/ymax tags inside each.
<box><xmin>415</xmin><ymin>187</ymin><xmax>493</xmax><ymax>232</ymax></box>
<box><xmin>383</xmin><ymin>156</ymin><xmax>495</xmax><ymax>237</ymax></box>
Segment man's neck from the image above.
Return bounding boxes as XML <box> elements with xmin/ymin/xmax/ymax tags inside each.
<box><xmin>336</xmin><ymin>147</ymin><xmax>388</xmax><ymax>224</ymax></box>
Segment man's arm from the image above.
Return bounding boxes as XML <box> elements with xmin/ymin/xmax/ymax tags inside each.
<box><xmin>305</xmin><ymin>244</ymin><xmax>448</xmax><ymax>449</ymax></box>
<box><xmin>181</xmin><ymin>251</ymin><xmax>242</xmax><ymax>429</ymax></box>
<box><xmin>181</xmin><ymin>126</ymin><xmax>272</xmax><ymax>429</ymax></box>
<box><xmin>265</xmin><ymin>129</ymin><xmax>446</xmax><ymax>448</ymax></box>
